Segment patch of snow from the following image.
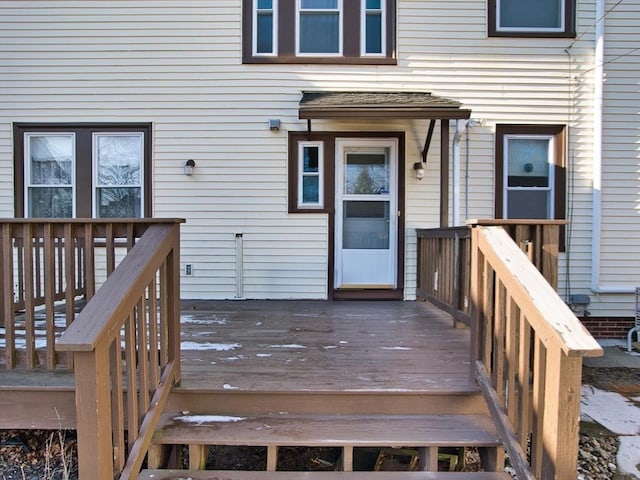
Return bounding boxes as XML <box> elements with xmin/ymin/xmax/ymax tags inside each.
<box><xmin>581</xmin><ymin>385</ymin><xmax>640</xmax><ymax>435</ymax></box>
<box><xmin>174</xmin><ymin>415</ymin><xmax>246</xmax><ymax>425</ymax></box>
<box><xmin>221</xmin><ymin>356</ymin><xmax>242</xmax><ymax>361</ymax></box>
<box><xmin>382</xmin><ymin>346</ymin><xmax>411</xmax><ymax>351</ymax></box>
<box><xmin>256</xmin><ymin>321</ymin><xmax>263</xmax><ymax>326</ymax></box>
<box><xmin>597</xmin><ymin>339</ymin><xmax>626</xmax><ymax>348</ymax></box>
<box><xmin>339</xmin><ymin>341</ymin><xmax>348</xmax><ymax>344</ymax></box>
<box><xmin>269</xmin><ymin>344</ymin><xmax>307</xmax><ymax>349</ymax></box>
<box><xmin>181</xmin><ymin>315</ymin><xmax>228</xmax><ymax>325</ymax></box>
<box><xmin>223</xmin><ymin>384</ymin><xmax>239</xmax><ymax>390</ymax></box>
<box><xmin>256</xmin><ymin>353</ymin><xmax>272</xmax><ymax>357</ymax></box>
<box><xmin>617</xmin><ymin>436</ymin><xmax>640</xmax><ymax>478</ymax></box>
<box><xmin>180</xmin><ymin>341</ymin><xmax>241</xmax><ymax>351</ymax></box>
<box><xmin>323</xmin><ymin>346</ymin><xmax>338</xmax><ymax>350</ymax></box>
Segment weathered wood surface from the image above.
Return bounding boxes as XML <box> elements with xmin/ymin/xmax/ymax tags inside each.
<box><xmin>153</xmin><ymin>412</ymin><xmax>502</xmax><ymax>447</ymax></box>
<box><xmin>139</xmin><ymin>471</ymin><xmax>512</xmax><ymax>480</ymax></box>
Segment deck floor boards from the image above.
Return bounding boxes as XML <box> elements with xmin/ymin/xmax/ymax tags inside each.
<box><xmin>177</xmin><ymin>300</ymin><xmax>474</xmax><ymax>394</ymax></box>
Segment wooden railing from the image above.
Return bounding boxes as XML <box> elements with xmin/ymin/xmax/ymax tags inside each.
<box><xmin>57</xmin><ymin>220</ymin><xmax>183</xmax><ymax>480</ymax></box>
<box><xmin>0</xmin><ymin>219</ymin><xmax>180</xmax><ymax>370</ymax></box>
<box><xmin>471</xmin><ymin>226</ymin><xmax>602</xmax><ymax>480</ymax></box>
<box><xmin>417</xmin><ymin>222</ymin><xmax>602</xmax><ymax>479</ymax></box>
<box><xmin>416</xmin><ymin>220</ymin><xmax>565</xmax><ymax>327</ymax></box>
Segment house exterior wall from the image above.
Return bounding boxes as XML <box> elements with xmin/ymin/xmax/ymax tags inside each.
<box><xmin>0</xmin><ymin>0</ymin><xmax>637</xmax><ymax>324</ymax></box>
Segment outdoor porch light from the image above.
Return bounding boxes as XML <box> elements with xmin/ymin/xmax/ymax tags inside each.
<box><xmin>184</xmin><ymin>159</ymin><xmax>196</xmax><ymax>176</ymax></box>
<box><xmin>413</xmin><ymin>162</ymin><xmax>425</xmax><ymax>180</ymax></box>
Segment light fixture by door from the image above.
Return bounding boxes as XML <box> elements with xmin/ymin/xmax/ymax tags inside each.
<box><xmin>184</xmin><ymin>159</ymin><xmax>196</xmax><ymax>176</ymax></box>
<box><xmin>413</xmin><ymin>162</ymin><xmax>425</xmax><ymax>180</ymax></box>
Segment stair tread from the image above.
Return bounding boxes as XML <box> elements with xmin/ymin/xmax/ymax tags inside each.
<box><xmin>138</xmin><ymin>470</ymin><xmax>512</xmax><ymax>480</ymax></box>
<box><xmin>153</xmin><ymin>413</ymin><xmax>502</xmax><ymax>447</ymax></box>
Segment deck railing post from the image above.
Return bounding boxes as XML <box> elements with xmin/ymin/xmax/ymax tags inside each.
<box><xmin>74</xmin><ymin>348</ymin><xmax>115</xmax><ymax>480</ymax></box>
<box><xmin>167</xmin><ymin>226</ymin><xmax>181</xmax><ymax>383</ymax></box>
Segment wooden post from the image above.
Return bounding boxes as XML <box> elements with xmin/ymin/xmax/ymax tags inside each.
<box><xmin>74</xmin><ymin>349</ymin><xmax>115</xmax><ymax>480</ymax></box>
<box><xmin>440</xmin><ymin>119</ymin><xmax>450</xmax><ymax>228</ymax></box>
<box><xmin>540</xmin><ymin>349</ymin><xmax>582</xmax><ymax>480</ymax></box>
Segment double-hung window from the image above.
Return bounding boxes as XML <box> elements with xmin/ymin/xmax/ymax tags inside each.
<box><xmin>495</xmin><ymin>125</ymin><xmax>566</xmax><ymax>221</ymax></box>
<box><xmin>15</xmin><ymin>124</ymin><xmax>151</xmax><ymax>218</ymax></box>
<box><xmin>297</xmin><ymin>141</ymin><xmax>324</xmax><ymax>208</ymax></box>
<box><xmin>243</xmin><ymin>0</ymin><xmax>395</xmax><ymax>64</ymax></box>
<box><xmin>297</xmin><ymin>0</ymin><xmax>342</xmax><ymax>55</ymax></box>
<box><xmin>488</xmin><ymin>0</ymin><xmax>575</xmax><ymax>37</ymax></box>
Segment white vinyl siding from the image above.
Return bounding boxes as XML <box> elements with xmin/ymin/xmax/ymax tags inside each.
<box><xmin>0</xmin><ymin>0</ymin><xmax>636</xmax><ymax>316</ymax></box>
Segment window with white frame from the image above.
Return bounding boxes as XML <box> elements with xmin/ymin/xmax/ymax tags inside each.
<box><xmin>489</xmin><ymin>0</ymin><xmax>575</xmax><ymax>37</ymax></box>
<box><xmin>297</xmin><ymin>141</ymin><xmax>324</xmax><ymax>208</ymax></box>
<box><xmin>15</xmin><ymin>124</ymin><xmax>151</xmax><ymax>218</ymax></box>
<box><xmin>297</xmin><ymin>0</ymin><xmax>342</xmax><ymax>55</ymax></box>
<box><xmin>243</xmin><ymin>0</ymin><xmax>395</xmax><ymax>64</ymax></box>
<box><xmin>254</xmin><ymin>0</ymin><xmax>277</xmax><ymax>55</ymax></box>
<box><xmin>362</xmin><ymin>0</ymin><xmax>385</xmax><ymax>55</ymax></box>
<box><xmin>503</xmin><ymin>135</ymin><xmax>555</xmax><ymax>219</ymax></box>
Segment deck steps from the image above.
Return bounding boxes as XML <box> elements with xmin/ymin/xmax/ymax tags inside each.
<box><xmin>148</xmin><ymin>413</ymin><xmax>505</xmax><ymax>473</ymax></box>
<box><xmin>138</xmin><ymin>471</ymin><xmax>512</xmax><ymax>479</ymax></box>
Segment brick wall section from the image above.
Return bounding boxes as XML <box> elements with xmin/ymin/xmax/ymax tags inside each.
<box><xmin>580</xmin><ymin>317</ymin><xmax>636</xmax><ymax>339</ymax></box>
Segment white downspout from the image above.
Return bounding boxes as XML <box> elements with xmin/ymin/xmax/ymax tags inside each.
<box><xmin>452</xmin><ymin>120</ymin><xmax>464</xmax><ymax>226</ymax></box>
<box><xmin>590</xmin><ymin>0</ymin><xmax>635</xmax><ymax>294</ymax></box>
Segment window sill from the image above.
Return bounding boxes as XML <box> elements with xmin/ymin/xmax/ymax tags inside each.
<box><xmin>243</xmin><ymin>55</ymin><xmax>397</xmax><ymax>65</ymax></box>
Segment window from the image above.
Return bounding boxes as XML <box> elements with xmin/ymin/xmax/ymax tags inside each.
<box><xmin>297</xmin><ymin>141</ymin><xmax>324</xmax><ymax>208</ymax></box>
<box><xmin>14</xmin><ymin>124</ymin><xmax>152</xmax><ymax>218</ymax></box>
<box><xmin>243</xmin><ymin>0</ymin><xmax>395</xmax><ymax>64</ymax></box>
<box><xmin>362</xmin><ymin>0</ymin><xmax>385</xmax><ymax>56</ymax></box>
<box><xmin>488</xmin><ymin>0</ymin><xmax>575</xmax><ymax>37</ymax></box>
<box><xmin>495</xmin><ymin>125</ymin><xmax>566</xmax><ymax>221</ymax></box>
<box><xmin>254</xmin><ymin>0</ymin><xmax>277</xmax><ymax>55</ymax></box>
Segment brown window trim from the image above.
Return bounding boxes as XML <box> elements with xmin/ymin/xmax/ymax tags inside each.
<box><xmin>13</xmin><ymin>123</ymin><xmax>152</xmax><ymax>218</ymax></box>
<box><xmin>495</xmin><ymin>124</ymin><xmax>567</xmax><ymax>249</ymax></box>
<box><xmin>243</xmin><ymin>0</ymin><xmax>396</xmax><ymax>64</ymax></box>
<box><xmin>487</xmin><ymin>0</ymin><xmax>576</xmax><ymax>38</ymax></box>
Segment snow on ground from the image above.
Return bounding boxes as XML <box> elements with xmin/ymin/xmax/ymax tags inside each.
<box><xmin>173</xmin><ymin>415</ymin><xmax>246</xmax><ymax>424</ymax></box>
<box><xmin>180</xmin><ymin>341</ymin><xmax>241</xmax><ymax>351</ymax></box>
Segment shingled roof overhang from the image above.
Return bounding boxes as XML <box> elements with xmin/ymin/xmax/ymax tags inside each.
<box><xmin>299</xmin><ymin>91</ymin><xmax>471</xmax><ymax>120</ymax></box>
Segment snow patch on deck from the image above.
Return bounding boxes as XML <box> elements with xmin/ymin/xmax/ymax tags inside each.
<box><xmin>174</xmin><ymin>415</ymin><xmax>246</xmax><ymax>425</ymax></box>
<box><xmin>180</xmin><ymin>341</ymin><xmax>241</xmax><ymax>351</ymax></box>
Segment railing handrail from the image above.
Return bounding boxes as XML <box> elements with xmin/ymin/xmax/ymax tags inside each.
<box><xmin>57</xmin><ymin>222</ymin><xmax>180</xmax><ymax>352</ymax></box>
<box><xmin>0</xmin><ymin>218</ymin><xmax>184</xmax><ymax>224</ymax></box>
<box><xmin>475</xmin><ymin>226</ymin><xmax>602</xmax><ymax>357</ymax></box>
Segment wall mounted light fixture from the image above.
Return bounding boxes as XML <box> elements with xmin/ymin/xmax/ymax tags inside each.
<box><xmin>184</xmin><ymin>159</ymin><xmax>196</xmax><ymax>176</ymax></box>
<box><xmin>268</xmin><ymin>119</ymin><xmax>281</xmax><ymax>131</ymax></box>
<box><xmin>413</xmin><ymin>162</ymin><xmax>425</xmax><ymax>180</ymax></box>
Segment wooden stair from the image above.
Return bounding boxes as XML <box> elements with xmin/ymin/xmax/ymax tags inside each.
<box><xmin>140</xmin><ymin>412</ymin><xmax>507</xmax><ymax>478</ymax></box>
<box><xmin>139</xmin><ymin>471</ymin><xmax>512</xmax><ymax>479</ymax></box>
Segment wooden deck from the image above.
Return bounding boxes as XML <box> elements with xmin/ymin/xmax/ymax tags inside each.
<box><xmin>0</xmin><ymin>300</ymin><xmax>481</xmax><ymax>428</ymax></box>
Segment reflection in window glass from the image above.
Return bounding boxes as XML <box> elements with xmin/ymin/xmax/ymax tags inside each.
<box><xmin>26</xmin><ymin>134</ymin><xmax>74</xmax><ymax>218</ymax></box>
<box><xmin>94</xmin><ymin>134</ymin><xmax>143</xmax><ymax>218</ymax></box>
<box><xmin>343</xmin><ymin>200</ymin><xmax>389</xmax><ymax>249</ymax></box>
<box><xmin>299</xmin><ymin>0</ymin><xmax>340</xmax><ymax>54</ymax></box>
<box><xmin>344</xmin><ymin>151</ymin><xmax>389</xmax><ymax>195</ymax></box>
<box><xmin>498</xmin><ymin>0</ymin><xmax>563</xmax><ymax>30</ymax></box>
<box><xmin>298</xmin><ymin>142</ymin><xmax>323</xmax><ymax>208</ymax></box>
<box><xmin>364</xmin><ymin>0</ymin><xmax>383</xmax><ymax>54</ymax></box>
<box><xmin>256</xmin><ymin>0</ymin><xmax>275</xmax><ymax>54</ymax></box>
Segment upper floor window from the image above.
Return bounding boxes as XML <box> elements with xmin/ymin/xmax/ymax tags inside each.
<box><xmin>243</xmin><ymin>0</ymin><xmax>396</xmax><ymax>64</ymax></box>
<box><xmin>14</xmin><ymin>124</ymin><xmax>152</xmax><ymax>218</ymax></box>
<box><xmin>488</xmin><ymin>0</ymin><xmax>575</xmax><ymax>37</ymax></box>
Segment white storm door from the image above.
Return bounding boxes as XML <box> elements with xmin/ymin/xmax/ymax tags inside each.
<box><xmin>335</xmin><ymin>139</ymin><xmax>398</xmax><ymax>289</ymax></box>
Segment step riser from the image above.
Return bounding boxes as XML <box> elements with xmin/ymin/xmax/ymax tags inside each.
<box><xmin>166</xmin><ymin>392</ymin><xmax>489</xmax><ymax>416</ymax></box>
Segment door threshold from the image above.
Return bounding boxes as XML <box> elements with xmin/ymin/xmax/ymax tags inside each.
<box><xmin>332</xmin><ymin>289</ymin><xmax>403</xmax><ymax>300</ymax></box>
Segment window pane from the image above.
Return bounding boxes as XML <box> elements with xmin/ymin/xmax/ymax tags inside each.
<box><xmin>366</xmin><ymin>0</ymin><xmax>381</xmax><ymax>8</ymax></box>
<box><xmin>507</xmin><ymin>138</ymin><xmax>550</xmax><ymax>187</ymax></box>
<box><xmin>96</xmin><ymin>135</ymin><xmax>142</xmax><ymax>187</ymax></box>
<box><xmin>257</xmin><ymin>0</ymin><xmax>272</xmax><ymax>8</ymax></box>
<box><xmin>365</xmin><ymin>13</ymin><xmax>382</xmax><ymax>54</ymax></box>
<box><xmin>28</xmin><ymin>187</ymin><xmax>73</xmax><ymax>218</ymax></box>
<box><xmin>507</xmin><ymin>190</ymin><xmax>549</xmax><ymax>219</ymax></box>
<box><xmin>257</xmin><ymin>13</ymin><xmax>274</xmax><ymax>53</ymax></box>
<box><xmin>500</xmin><ymin>0</ymin><xmax>562</xmax><ymax>29</ymax></box>
<box><xmin>301</xmin><ymin>0</ymin><xmax>337</xmax><ymax>8</ymax></box>
<box><xmin>345</xmin><ymin>152</ymin><xmax>389</xmax><ymax>195</ymax></box>
<box><xmin>343</xmin><ymin>201</ymin><xmax>389</xmax><ymax>249</ymax></box>
<box><xmin>97</xmin><ymin>187</ymin><xmax>141</xmax><ymax>218</ymax></box>
<box><xmin>303</xmin><ymin>145</ymin><xmax>319</xmax><ymax>172</ymax></box>
<box><xmin>29</xmin><ymin>135</ymin><xmax>73</xmax><ymax>185</ymax></box>
<box><xmin>302</xmin><ymin>176</ymin><xmax>319</xmax><ymax>203</ymax></box>
<box><xmin>300</xmin><ymin>13</ymin><xmax>339</xmax><ymax>53</ymax></box>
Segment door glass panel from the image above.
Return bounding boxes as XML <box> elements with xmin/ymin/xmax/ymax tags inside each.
<box><xmin>344</xmin><ymin>151</ymin><xmax>389</xmax><ymax>195</ymax></box>
<box><xmin>343</xmin><ymin>201</ymin><xmax>389</xmax><ymax>249</ymax></box>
